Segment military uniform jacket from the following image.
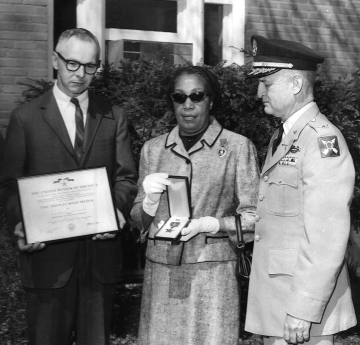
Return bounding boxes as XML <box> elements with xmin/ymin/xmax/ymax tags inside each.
<box><xmin>131</xmin><ymin>118</ymin><xmax>259</xmax><ymax>265</ymax></box>
<box><xmin>245</xmin><ymin>103</ymin><xmax>357</xmax><ymax>336</ymax></box>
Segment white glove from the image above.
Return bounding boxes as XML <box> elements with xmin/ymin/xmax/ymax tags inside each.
<box><xmin>142</xmin><ymin>173</ymin><xmax>170</xmax><ymax>216</ymax></box>
<box><xmin>180</xmin><ymin>216</ymin><xmax>220</xmax><ymax>241</ymax></box>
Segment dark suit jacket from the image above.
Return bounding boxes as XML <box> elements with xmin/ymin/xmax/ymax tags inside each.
<box><xmin>1</xmin><ymin>89</ymin><xmax>138</xmax><ymax>289</ymax></box>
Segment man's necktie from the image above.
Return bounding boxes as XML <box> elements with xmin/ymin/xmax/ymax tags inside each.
<box><xmin>70</xmin><ymin>98</ymin><xmax>85</xmax><ymax>162</ymax></box>
<box><xmin>272</xmin><ymin>123</ymin><xmax>284</xmax><ymax>155</ymax></box>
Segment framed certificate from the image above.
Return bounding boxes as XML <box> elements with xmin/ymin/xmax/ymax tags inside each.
<box><xmin>155</xmin><ymin>175</ymin><xmax>192</xmax><ymax>241</ymax></box>
<box><xmin>17</xmin><ymin>167</ymin><xmax>119</xmax><ymax>243</ymax></box>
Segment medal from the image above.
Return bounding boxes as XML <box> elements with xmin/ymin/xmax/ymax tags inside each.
<box><xmin>218</xmin><ymin>138</ymin><xmax>228</xmax><ymax>158</ymax></box>
<box><xmin>290</xmin><ymin>145</ymin><xmax>300</xmax><ymax>153</ymax></box>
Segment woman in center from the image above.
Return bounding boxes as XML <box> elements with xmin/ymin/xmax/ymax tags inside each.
<box><xmin>131</xmin><ymin>65</ymin><xmax>259</xmax><ymax>345</ymax></box>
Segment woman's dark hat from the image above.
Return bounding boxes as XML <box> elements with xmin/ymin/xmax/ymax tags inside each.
<box><xmin>246</xmin><ymin>35</ymin><xmax>325</xmax><ymax>78</ymax></box>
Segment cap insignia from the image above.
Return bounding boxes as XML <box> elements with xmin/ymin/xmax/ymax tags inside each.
<box><xmin>252</xmin><ymin>39</ymin><xmax>257</xmax><ymax>56</ymax></box>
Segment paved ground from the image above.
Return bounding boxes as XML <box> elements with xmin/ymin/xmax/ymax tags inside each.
<box><xmin>110</xmin><ymin>273</ymin><xmax>360</xmax><ymax>345</ymax></box>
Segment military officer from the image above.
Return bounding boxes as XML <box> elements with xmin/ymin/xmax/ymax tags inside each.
<box><xmin>245</xmin><ymin>35</ymin><xmax>357</xmax><ymax>345</ymax></box>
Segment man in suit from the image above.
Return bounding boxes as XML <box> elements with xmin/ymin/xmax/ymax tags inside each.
<box><xmin>1</xmin><ymin>28</ymin><xmax>138</xmax><ymax>345</ymax></box>
<box><xmin>244</xmin><ymin>35</ymin><xmax>357</xmax><ymax>345</ymax></box>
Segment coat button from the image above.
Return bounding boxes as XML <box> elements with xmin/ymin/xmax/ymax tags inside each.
<box><xmin>263</xmin><ymin>176</ymin><xmax>269</xmax><ymax>182</ymax></box>
<box><xmin>255</xmin><ymin>215</ymin><xmax>260</xmax><ymax>222</ymax></box>
<box><xmin>255</xmin><ymin>235</ymin><xmax>260</xmax><ymax>241</ymax></box>
<box><xmin>278</xmin><ymin>178</ymin><xmax>282</xmax><ymax>183</ymax></box>
<box><xmin>259</xmin><ymin>195</ymin><xmax>264</xmax><ymax>201</ymax></box>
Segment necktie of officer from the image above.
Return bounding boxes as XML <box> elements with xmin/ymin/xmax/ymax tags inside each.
<box><xmin>70</xmin><ymin>97</ymin><xmax>84</xmax><ymax>162</ymax></box>
<box><xmin>272</xmin><ymin>123</ymin><xmax>284</xmax><ymax>155</ymax></box>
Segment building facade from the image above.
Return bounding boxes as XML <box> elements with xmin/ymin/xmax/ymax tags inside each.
<box><xmin>1</xmin><ymin>0</ymin><xmax>360</xmax><ymax>127</ymax></box>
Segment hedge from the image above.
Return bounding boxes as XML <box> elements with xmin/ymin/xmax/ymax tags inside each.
<box><xmin>16</xmin><ymin>59</ymin><xmax>360</xmax><ymax>227</ymax></box>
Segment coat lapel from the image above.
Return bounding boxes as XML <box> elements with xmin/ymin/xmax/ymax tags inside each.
<box><xmin>40</xmin><ymin>90</ymin><xmax>76</xmax><ymax>160</ymax></box>
<box><xmin>165</xmin><ymin>126</ymin><xmax>190</xmax><ymax>160</ymax></box>
<box><xmin>164</xmin><ymin>118</ymin><xmax>223</xmax><ymax>159</ymax></box>
<box><xmin>188</xmin><ymin>118</ymin><xmax>222</xmax><ymax>156</ymax></box>
<box><xmin>262</xmin><ymin>103</ymin><xmax>321</xmax><ymax>174</ymax></box>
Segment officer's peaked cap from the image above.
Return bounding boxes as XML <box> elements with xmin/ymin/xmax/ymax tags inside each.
<box><xmin>246</xmin><ymin>35</ymin><xmax>325</xmax><ymax>78</ymax></box>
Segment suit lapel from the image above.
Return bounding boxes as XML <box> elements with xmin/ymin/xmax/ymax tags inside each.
<box><xmin>262</xmin><ymin>104</ymin><xmax>320</xmax><ymax>174</ymax></box>
<box><xmin>40</xmin><ymin>91</ymin><xmax>76</xmax><ymax>160</ymax></box>
<box><xmin>79</xmin><ymin>95</ymin><xmax>103</xmax><ymax>167</ymax></box>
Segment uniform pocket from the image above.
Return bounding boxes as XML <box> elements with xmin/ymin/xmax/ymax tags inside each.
<box><xmin>266</xmin><ymin>166</ymin><xmax>300</xmax><ymax>216</ymax></box>
<box><xmin>268</xmin><ymin>248</ymin><xmax>298</xmax><ymax>276</ymax></box>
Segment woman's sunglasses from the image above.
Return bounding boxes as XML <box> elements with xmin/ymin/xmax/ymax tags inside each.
<box><xmin>171</xmin><ymin>91</ymin><xmax>209</xmax><ymax>104</ymax></box>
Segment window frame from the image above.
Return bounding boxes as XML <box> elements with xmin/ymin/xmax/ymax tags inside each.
<box><xmin>105</xmin><ymin>0</ymin><xmax>245</xmax><ymax>66</ymax></box>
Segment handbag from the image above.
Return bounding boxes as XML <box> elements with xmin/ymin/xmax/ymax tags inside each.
<box><xmin>235</xmin><ymin>214</ymin><xmax>253</xmax><ymax>281</ymax></box>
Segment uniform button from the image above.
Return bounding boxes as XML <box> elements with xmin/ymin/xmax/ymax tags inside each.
<box><xmin>263</xmin><ymin>176</ymin><xmax>269</xmax><ymax>182</ymax></box>
<box><xmin>278</xmin><ymin>178</ymin><xmax>282</xmax><ymax>183</ymax></box>
<box><xmin>255</xmin><ymin>215</ymin><xmax>260</xmax><ymax>222</ymax></box>
<box><xmin>259</xmin><ymin>195</ymin><xmax>264</xmax><ymax>201</ymax></box>
<box><xmin>255</xmin><ymin>235</ymin><xmax>260</xmax><ymax>242</ymax></box>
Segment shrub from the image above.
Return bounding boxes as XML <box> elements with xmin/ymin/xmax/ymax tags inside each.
<box><xmin>15</xmin><ymin>59</ymin><xmax>360</xmax><ymax>226</ymax></box>
<box><xmin>0</xmin><ymin>214</ymin><xmax>28</xmax><ymax>344</ymax></box>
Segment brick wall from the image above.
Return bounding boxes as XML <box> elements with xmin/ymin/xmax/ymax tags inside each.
<box><xmin>1</xmin><ymin>0</ymin><xmax>360</xmax><ymax>131</ymax></box>
<box><xmin>245</xmin><ymin>0</ymin><xmax>360</xmax><ymax>80</ymax></box>
<box><xmin>0</xmin><ymin>0</ymin><xmax>49</xmax><ymax>130</ymax></box>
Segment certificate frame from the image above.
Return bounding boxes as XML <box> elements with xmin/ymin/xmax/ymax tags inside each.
<box><xmin>17</xmin><ymin>167</ymin><xmax>119</xmax><ymax>244</ymax></box>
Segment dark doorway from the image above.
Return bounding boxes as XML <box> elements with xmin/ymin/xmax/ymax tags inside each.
<box><xmin>53</xmin><ymin>0</ymin><xmax>77</xmax><ymax>77</ymax></box>
<box><xmin>204</xmin><ymin>4</ymin><xmax>223</xmax><ymax>66</ymax></box>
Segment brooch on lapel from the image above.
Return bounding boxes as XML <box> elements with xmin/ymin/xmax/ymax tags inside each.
<box><xmin>218</xmin><ymin>138</ymin><xmax>228</xmax><ymax>158</ymax></box>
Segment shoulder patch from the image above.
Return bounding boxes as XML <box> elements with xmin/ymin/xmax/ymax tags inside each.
<box><xmin>317</xmin><ymin>136</ymin><xmax>340</xmax><ymax>158</ymax></box>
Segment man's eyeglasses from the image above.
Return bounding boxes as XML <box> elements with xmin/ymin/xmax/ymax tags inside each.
<box><xmin>171</xmin><ymin>91</ymin><xmax>209</xmax><ymax>104</ymax></box>
<box><xmin>55</xmin><ymin>51</ymin><xmax>100</xmax><ymax>75</ymax></box>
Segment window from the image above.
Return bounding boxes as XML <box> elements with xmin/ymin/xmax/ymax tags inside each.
<box><xmin>106</xmin><ymin>40</ymin><xmax>192</xmax><ymax>66</ymax></box>
<box><xmin>106</xmin><ymin>0</ymin><xmax>177</xmax><ymax>33</ymax></box>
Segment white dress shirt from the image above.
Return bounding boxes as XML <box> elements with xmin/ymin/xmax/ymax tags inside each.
<box><xmin>52</xmin><ymin>81</ymin><xmax>89</xmax><ymax>147</ymax></box>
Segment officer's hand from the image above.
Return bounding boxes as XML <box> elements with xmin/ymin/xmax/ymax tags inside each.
<box><xmin>284</xmin><ymin>314</ymin><xmax>311</xmax><ymax>344</ymax></box>
<box><xmin>180</xmin><ymin>216</ymin><xmax>219</xmax><ymax>241</ymax></box>
<box><xmin>14</xmin><ymin>222</ymin><xmax>46</xmax><ymax>252</ymax></box>
<box><xmin>92</xmin><ymin>209</ymin><xmax>124</xmax><ymax>240</ymax></box>
<box><xmin>142</xmin><ymin>173</ymin><xmax>170</xmax><ymax>216</ymax></box>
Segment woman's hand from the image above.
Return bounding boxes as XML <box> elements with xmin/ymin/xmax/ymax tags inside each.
<box><xmin>142</xmin><ymin>173</ymin><xmax>170</xmax><ymax>216</ymax></box>
<box><xmin>180</xmin><ymin>216</ymin><xmax>219</xmax><ymax>241</ymax></box>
